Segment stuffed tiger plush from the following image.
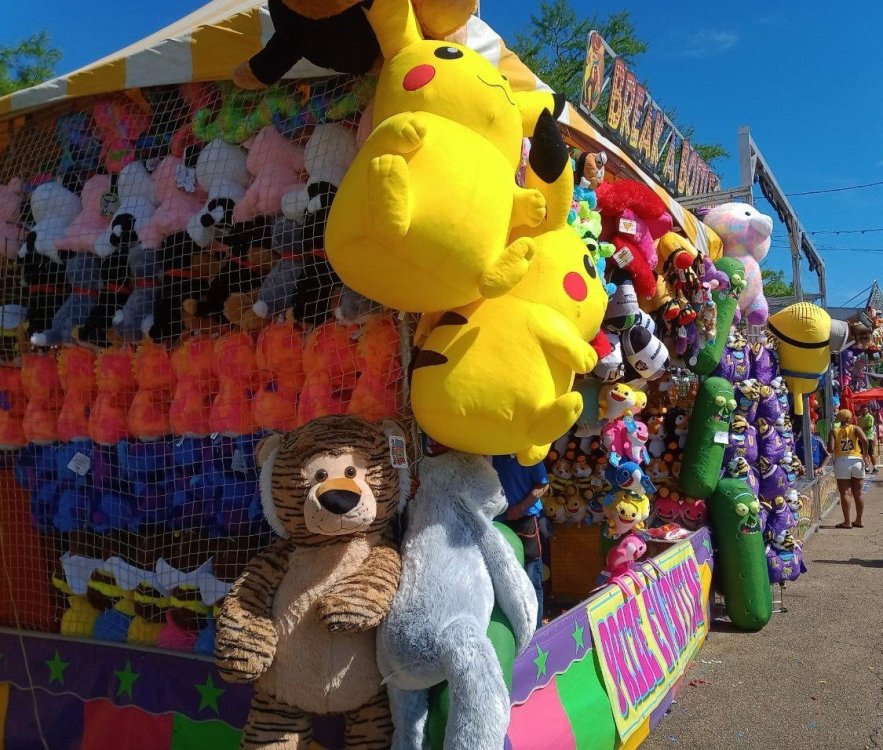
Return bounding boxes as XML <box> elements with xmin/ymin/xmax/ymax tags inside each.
<box><xmin>215</xmin><ymin>415</ymin><xmax>402</xmax><ymax>749</ymax></box>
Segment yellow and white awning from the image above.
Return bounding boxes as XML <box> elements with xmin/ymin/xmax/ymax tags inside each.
<box><xmin>0</xmin><ymin>2</ymin><xmax>718</xmax><ymax>253</ymax></box>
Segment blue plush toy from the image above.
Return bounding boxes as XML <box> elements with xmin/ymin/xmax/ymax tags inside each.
<box><xmin>604</xmin><ymin>456</ymin><xmax>656</xmax><ymax>497</ymax></box>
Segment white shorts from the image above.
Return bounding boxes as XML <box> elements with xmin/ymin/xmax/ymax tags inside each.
<box><xmin>834</xmin><ymin>456</ymin><xmax>865</xmax><ymax>480</ymax></box>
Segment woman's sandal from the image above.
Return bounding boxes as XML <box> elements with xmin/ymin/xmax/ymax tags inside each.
<box><xmin>853</xmin><ymin>522</ymin><xmax>864</xmax><ymax>528</ymax></box>
<box><xmin>835</xmin><ymin>522</ymin><xmax>853</xmax><ymax>529</ymax></box>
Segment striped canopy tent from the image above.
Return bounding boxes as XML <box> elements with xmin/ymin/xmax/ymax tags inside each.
<box><xmin>0</xmin><ymin>0</ymin><xmax>719</xmax><ymax>254</ymax></box>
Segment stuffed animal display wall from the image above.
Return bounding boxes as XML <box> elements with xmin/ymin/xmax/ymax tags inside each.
<box><xmin>215</xmin><ymin>416</ymin><xmax>401</xmax><ymax>749</ymax></box>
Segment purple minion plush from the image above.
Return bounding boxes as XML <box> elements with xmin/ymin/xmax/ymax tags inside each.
<box><xmin>757</xmin><ymin>457</ymin><xmax>791</xmax><ymax>503</ymax></box>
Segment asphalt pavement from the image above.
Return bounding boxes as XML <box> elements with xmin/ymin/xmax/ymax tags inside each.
<box><xmin>645</xmin><ymin>474</ymin><xmax>883</xmax><ymax>750</ymax></box>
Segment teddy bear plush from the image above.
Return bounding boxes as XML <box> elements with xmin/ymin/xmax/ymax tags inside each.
<box><xmin>56</xmin><ymin>346</ymin><xmax>97</xmax><ymax>443</ymax></box>
<box><xmin>88</xmin><ymin>347</ymin><xmax>137</xmax><ymax>446</ymax></box>
<box><xmin>215</xmin><ymin>415</ymin><xmax>402</xmax><ymax>749</ymax></box>
<box><xmin>348</xmin><ymin>315</ymin><xmax>401</xmax><ymax>422</ymax></box>
<box><xmin>138</xmin><ymin>155</ymin><xmax>207</xmax><ymax>250</ymax></box>
<box><xmin>252</xmin><ymin>320</ymin><xmax>305</xmax><ymax>432</ymax></box>
<box><xmin>21</xmin><ymin>353</ymin><xmax>64</xmax><ymax>445</ymax></box>
<box><xmin>596</xmin><ymin>180</ymin><xmax>673</xmax><ymax>299</ymax></box>
<box><xmin>209</xmin><ymin>330</ymin><xmax>260</xmax><ymax>437</ymax></box>
<box><xmin>186</xmin><ymin>139</ymin><xmax>250</xmax><ymax>248</ymax></box>
<box><xmin>0</xmin><ymin>177</ymin><xmax>23</xmax><ymax>259</ymax></box>
<box><xmin>128</xmin><ymin>340</ymin><xmax>177</xmax><ymax>440</ymax></box>
<box><xmin>297</xmin><ymin>320</ymin><xmax>359</xmax><ymax>426</ymax></box>
<box><xmin>182</xmin><ymin>218</ymin><xmax>275</xmax><ymax>330</ymax></box>
<box><xmin>57</xmin><ymin>174</ymin><xmax>112</xmax><ymax>252</ymax></box>
<box><xmin>377</xmin><ymin>449</ymin><xmax>535</xmax><ymax>750</ymax></box>
<box><xmin>169</xmin><ymin>334</ymin><xmax>219</xmax><ymax>437</ymax></box>
<box><xmin>232</xmin><ymin>126</ymin><xmax>306</xmax><ymax>223</ymax></box>
<box><xmin>701</xmin><ymin>202</ymin><xmax>773</xmax><ymax>325</ymax></box>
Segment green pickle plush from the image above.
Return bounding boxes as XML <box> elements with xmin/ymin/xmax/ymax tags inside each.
<box><xmin>709</xmin><ymin>478</ymin><xmax>772</xmax><ymax>631</ymax></box>
<box><xmin>426</xmin><ymin>522</ymin><xmax>522</xmax><ymax>748</ymax></box>
<box><xmin>679</xmin><ymin>377</ymin><xmax>736</xmax><ymax>499</ymax></box>
<box><xmin>688</xmin><ymin>257</ymin><xmax>746</xmax><ymax>375</ymax></box>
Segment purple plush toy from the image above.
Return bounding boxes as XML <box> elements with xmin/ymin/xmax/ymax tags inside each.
<box><xmin>725</xmin><ymin>456</ymin><xmax>760</xmax><ymax>495</ymax></box>
<box><xmin>756</xmin><ymin>384</ymin><xmax>784</xmax><ymax>424</ymax></box>
<box><xmin>750</xmin><ymin>341</ymin><xmax>778</xmax><ymax>383</ymax></box>
<box><xmin>757</xmin><ymin>417</ymin><xmax>790</xmax><ymax>463</ymax></box>
<box><xmin>724</xmin><ymin>414</ymin><xmax>759</xmax><ymax>466</ymax></box>
<box><xmin>734</xmin><ymin>380</ymin><xmax>761</xmax><ymax>422</ymax></box>
<box><xmin>757</xmin><ymin>457</ymin><xmax>791</xmax><ymax>502</ymax></box>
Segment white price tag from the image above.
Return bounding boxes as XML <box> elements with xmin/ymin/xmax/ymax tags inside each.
<box><xmin>230</xmin><ymin>449</ymin><xmax>248</xmax><ymax>474</ymax></box>
<box><xmin>388</xmin><ymin>434</ymin><xmax>408</xmax><ymax>469</ymax></box>
<box><xmin>618</xmin><ymin>218</ymin><xmax>638</xmax><ymax>235</ymax></box>
<box><xmin>713</xmin><ymin>431</ymin><xmax>730</xmax><ymax>445</ymax></box>
<box><xmin>67</xmin><ymin>452</ymin><xmax>91</xmax><ymax>476</ymax></box>
<box><xmin>613</xmin><ymin>247</ymin><xmax>634</xmax><ymax>268</ymax></box>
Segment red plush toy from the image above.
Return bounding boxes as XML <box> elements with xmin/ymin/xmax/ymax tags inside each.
<box><xmin>296</xmin><ymin>320</ymin><xmax>358</xmax><ymax>427</ymax></box>
<box><xmin>210</xmin><ymin>330</ymin><xmax>259</xmax><ymax>437</ymax></box>
<box><xmin>596</xmin><ymin>180</ymin><xmax>673</xmax><ymax>299</ymax></box>
<box><xmin>349</xmin><ymin>315</ymin><xmax>402</xmax><ymax>423</ymax></box>
<box><xmin>57</xmin><ymin>346</ymin><xmax>97</xmax><ymax>442</ymax></box>
<box><xmin>252</xmin><ymin>320</ymin><xmax>305</xmax><ymax>432</ymax></box>
<box><xmin>170</xmin><ymin>335</ymin><xmax>218</xmax><ymax>437</ymax></box>
<box><xmin>0</xmin><ymin>365</ymin><xmax>27</xmax><ymax>449</ymax></box>
<box><xmin>89</xmin><ymin>347</ymin><xmax>137</xmax><ymax>445</ymax></box>
<box><xmin>129</xmin><ymin>341</ymin><xmax>177</xmax><ymax>440</ymax></box>
<box><xmin>22</xmin><ymin>353</ymin><xmax>64</xmax><ymax>444</ymax></box>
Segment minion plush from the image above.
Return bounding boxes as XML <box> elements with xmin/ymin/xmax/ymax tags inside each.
<box><xmin>767</xmin><ymin>303</ymin><xmax>849</xmax><ymax>416</ymax></box>
<box><xmin>410</xmin><ymin>110</ymin><xmax>606</xmax><ymax>465</ymax></box>
<box><xmin>326</xmin><ymin>0</ymin><xmax>563</xmax><ymax>313</ymax></box>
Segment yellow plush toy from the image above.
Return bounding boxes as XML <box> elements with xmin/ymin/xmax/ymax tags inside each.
<box><xmin>326</xmin><ymin>0</ymin><xmax>563</xmax><ymax>313</ymax></box>
<box><xmin>767</xmin><ymin>302</ymin><xmax>848</xmax><ymax>416</ymax></box>
<box><xmin>410</xmin><ymin>110</ymin><xmax>607</xmax><ymax>465</ymax></box>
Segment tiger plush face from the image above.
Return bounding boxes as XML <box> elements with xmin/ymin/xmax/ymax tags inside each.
<box><xmin>256</xmin><ymin>415</ymin><xmax>399</xmax><ymax>545</ymax></box>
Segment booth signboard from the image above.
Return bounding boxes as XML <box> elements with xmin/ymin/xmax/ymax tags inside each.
<box><xmin>583</xmin><ymin>32</ymin><xmax>721</xmax><ymax>198</ymax></box>
<box><xmin>586</xmin><ymin>542</ymin><xmax>708</xmax><ymax>743</ymax></box>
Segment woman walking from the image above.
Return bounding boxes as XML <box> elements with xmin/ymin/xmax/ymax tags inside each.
<box><xmin>828</xmin><ymin>409</ymin><xmax>870</xmax><ymax>529</ymax></box>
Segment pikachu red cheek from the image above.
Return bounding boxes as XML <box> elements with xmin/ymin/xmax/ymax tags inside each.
<box><xmin>563</xmin><ymin>272</ymin><xmax>588</xmax><ymax>301</ymax></box>
<box><xmin>403</xmin><ymin>65</ymin><xmax>436</xmax><ymax>91</ymax></box>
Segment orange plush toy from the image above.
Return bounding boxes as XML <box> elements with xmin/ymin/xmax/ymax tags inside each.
<box><xmin>210</xmin><ymin>330</ymin><xmax>259</xmax><ymax>437</ymax></box>
<box><xmin>22</xmin><ymin>353</ymin><xmax>64</xmax><ymax>444</ymax></box>
<box><xmin>252</xmin><ymin>320</ymin><xmax>304</xmax><ymax>432</ymax></box>
<box><xmin>349</xmin><ymin>315</ymin><xmax>401</xmax><ymax>422</ymax></box>
<box><xmin>89</xmin><ymin>347</ymin><xmax>136</xmax><ymax>445</ymax></box>
<box><xmin>0</xmin><ymin>366</ymin><xmax>27</xmax><ymax>449</ymax></box>
<box><xmin>57</xmin><ymin>347</ymin><xmax>97</xmax><ymax>442</ymax></box>
<box><xmin>169</xmin><ymin>335</ymin><xmax>218</xmax><ymax>437</ymax></box>
<box><xmin>129</xmin><ymin>341</ymin><xmax>177</xmax><ymax>440</ymax></box>
<box><xmin>296</xmin><ymin>320</ymin><xmax>359</xmax><ymax>426</ymax></box>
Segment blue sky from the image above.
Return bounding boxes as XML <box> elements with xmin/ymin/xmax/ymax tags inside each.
<box><xmin>4</xmin><ymin>0</ymin><xmax>883</xmax><ymax>307</ymax></box>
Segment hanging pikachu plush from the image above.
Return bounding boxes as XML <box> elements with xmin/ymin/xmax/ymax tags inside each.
<box><xmin>326</xmin><ymin>0</ymin><xmax>564</xmax><ymax>313</ymax></box>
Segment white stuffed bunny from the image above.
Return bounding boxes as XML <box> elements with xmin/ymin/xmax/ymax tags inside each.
<box><xmin>19</xmin><ymin>181</ymin><xmax>81</xmax><ymax>263</ymax></box>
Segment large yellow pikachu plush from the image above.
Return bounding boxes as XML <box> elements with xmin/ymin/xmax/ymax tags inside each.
<box><xmin>410</xmin><ymin>111</ymin><xmax>607</xmax><ymax>465</ymax></box>
<box><xmin>325</xmin><ymin>0</ymin><xmax>563</xmax><ymax>313</ymax></box>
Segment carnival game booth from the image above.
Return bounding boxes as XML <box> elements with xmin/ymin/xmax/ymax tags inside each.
<box><xmin>0</xmin><ymin>1</ymin><xmax>829</xmax><ymax>748</ymax></box>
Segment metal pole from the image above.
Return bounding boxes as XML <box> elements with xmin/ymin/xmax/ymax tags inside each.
<box><xmin>802</xmin><ymin>396</ymin><xmax>815</xmax><ymax>481</ymax></box>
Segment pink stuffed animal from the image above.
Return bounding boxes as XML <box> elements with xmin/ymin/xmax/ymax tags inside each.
<box><xmin>231</xmin><ymin>126</ymin><xmax>306</xmax><ymax>223</ymax></box>
<box><xmin>602</xmin><ymin>419</ymin><xmax>649</xmax><ymax>464</ymax></box>
<box><xmin>681</xmin><ymin>499</ymin><xmax>708</xmax><ymax>530</ymax></box>
<box><xmin>92</xmin><ymin>97</ymin><xmax>151</xmax><ymax>174</ymax></box>
<box><xmin>139</xmin><ymin>156</ymin><xmax>206</xmax><ymax>249</ymax></box>
<box><xmin>702</xmin><ymin>203</ymin><xmax>773</xmax><ymax>325</ymax></box>
<box><xmin>0</xmin><ymin>177</ymin><xmax>23</xmax><ymax>259</ymax></box>
<box><xmin>603</xmin><ymin>532</ymin><xmax>647</xmax><ymax>580</ymax></box>
<box><xmin>57</xmin><ymin>174</ymin><xmax>112</xmax><ymax>252</ymax></box>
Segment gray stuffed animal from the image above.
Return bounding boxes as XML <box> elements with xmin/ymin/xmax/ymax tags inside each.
<box><xmin>377</xmin><ymin>451</ymin><xmax>537</xmax><ymax>750</ymax></box>
<box><xmin>30</xmin><ymin>253</ymin><xmax>102</xmax><ymax>346</ymax></box>
<box><xmin>111</xmin><ymin>244</ymin><xmax>159</xmax><ymax>342</ymax></box>
<box><xmin>251</xmin><ymin>216</ymin><xmax>304</xmax><ymax>320</ymax></box>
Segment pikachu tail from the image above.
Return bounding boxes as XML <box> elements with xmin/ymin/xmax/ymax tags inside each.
<box><xmin>523</xmin><ymin>108</ymin><xmax>573</xmax><ymax>232</ymax></box>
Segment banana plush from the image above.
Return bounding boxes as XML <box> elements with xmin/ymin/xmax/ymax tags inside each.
<box><xmin>766</xmin><ymin>302</ymin><xmax>848</xmax><ymax>416</ymax></box>
<box><xmin>326</xmin><ymin>0</ymin><xmax>563</xmax><ymax>313</ymax></box>
<box><xmin>410</xmin><ymin>111</ymin><xmax>606</xmax><ymax>466</ymax></box>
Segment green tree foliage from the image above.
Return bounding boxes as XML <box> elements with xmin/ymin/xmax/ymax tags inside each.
<box><xmin>509</xmin><ymin>1</ymin><xmax>729</xmax><ymax>165</ymax></box>
<box><xmin>0</xmin><ymin>32</ymin><xmax>62</xmax><ymax>97</ymax></box>
<box><xmin>761</xmin><ymin>268</ymin><xmax>795</xmax><ymax>298</ymax></box>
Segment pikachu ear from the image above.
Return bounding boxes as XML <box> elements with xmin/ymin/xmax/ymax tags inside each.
<box><xmin>364</xmin><ymin>0</ymin><xmax>423</xmax><ymax>59</ymax></box>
